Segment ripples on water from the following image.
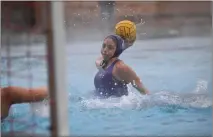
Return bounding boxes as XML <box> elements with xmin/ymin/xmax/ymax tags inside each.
<box><xmin>1</xmin><ymin>37</ymin><xmax>212</xmax><ymax>135</ymax></box>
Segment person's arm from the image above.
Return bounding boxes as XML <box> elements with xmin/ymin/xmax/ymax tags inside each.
<box><xmin>2</xmin><ymin>86</ymin><xmax>48</xmax><ymax>104</ymax></box>
<box><xmin>123</xmin><ymin>39</ymin><xmax>135</xmax><ymax>50</ymax></box>
<box><xmin>122</xmin><ymin>34</ymin><xmax>136</xmax><ymax>50</ymax></box>
<box><xmin>114</xmin><ymin>62</ymin><xmax>149</xmax><ymax>95</ymax></box>
<box><xmin>1</xmin><ymin>86</ymin><xmax>48</xmax><ymax>120</ymax></box>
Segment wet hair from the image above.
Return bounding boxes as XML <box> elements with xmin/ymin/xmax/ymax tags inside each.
<box><xmin>105</xmin><ymin>34</ymin><xmax>124</xmax><ymax>58</ymax></box>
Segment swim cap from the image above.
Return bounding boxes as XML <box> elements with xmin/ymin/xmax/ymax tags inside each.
<box><xmin>105</xmin><ymin>34</ymin><xmax>124</xmax><ymax>58</ymax></box>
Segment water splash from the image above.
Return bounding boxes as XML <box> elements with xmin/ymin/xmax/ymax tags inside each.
<box><xmin>30</xmin><ymin>99</ymin><xmax>50</xmax><ymax>117</ymax></box>
<box><xmin>12</xmin><ymin>80</ymin><xmax>212</xmax><ymax>118</ymax></box>
<box><xmin>136</xmin><ymin>18</ymin><xmax>145</xmax><ymax>27</ymax></box>
<box><xmin>80</xmin><ymin>86</ymin><xmax>212</xmax><ymax>110</ymax></box>
<box><xmin>193</xmin><ymin>79</ymin><xmax>208</xmax><ymax>93</ymax></box>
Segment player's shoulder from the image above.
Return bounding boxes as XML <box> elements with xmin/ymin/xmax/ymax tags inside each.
<box><xmin>114</xmin><ymin>60</ymin><xmax>130</xmax><ymax>73</ymax></box>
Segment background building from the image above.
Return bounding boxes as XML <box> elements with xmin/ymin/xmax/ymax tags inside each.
<box><xmin>1</xmin><ymin>1</ymin><xmax>212</xmax><ymax>44</ymax></box>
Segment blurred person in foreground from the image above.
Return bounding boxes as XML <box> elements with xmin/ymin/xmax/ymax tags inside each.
<box><xmin>1</xmin><ymin>86</ymin><xmax>48</xmax><ymax>120</ymax></box>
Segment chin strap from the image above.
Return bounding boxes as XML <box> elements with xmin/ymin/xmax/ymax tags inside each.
<box><xmin>100</xmin><ymin>59</ymin><xmax>108</xmax><ymax>69</ymax></box>
<box><xmin>100</xmin><ymin>57</ymin><xmax>117</xmax><ymax>69</ymax></box>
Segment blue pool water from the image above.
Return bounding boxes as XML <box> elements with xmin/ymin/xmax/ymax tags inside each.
<box><xmin>1</xmin><ymin>37</ymin><xmax>212</xmax><ymax>136</ymax></box>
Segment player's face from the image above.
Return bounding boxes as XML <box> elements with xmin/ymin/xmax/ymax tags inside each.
<box><xmin>101</xmin><ymin>38</ymin><xmax>116</xmax><ymax>60</ymax></box>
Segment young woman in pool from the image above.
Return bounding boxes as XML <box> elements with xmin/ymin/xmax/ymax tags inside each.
<box><xmin>1</xmin><ymin>86</ymin><xmax>48</xmax><ymax>120</ymax></box>
<box><xmin>94</xmin><ymin>34</ymin><xmax>149</xmax><ymax>98</ymax></box>
<box><xmin>1</xmin><ymin>35</ymin><xmax>146</xmax><ymax>119</ymax></box>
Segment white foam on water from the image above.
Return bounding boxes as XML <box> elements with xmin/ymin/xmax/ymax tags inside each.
<box><xmin>10</xmin><ymin>80</ymin><xmax>212</xmax><ymax>118</ymax></box>
<box><xmin>30</xmin><ymin>99</ymin><xmax>50</xmax><ymax>117</ymax></box>
<box><xmin>81</xmin><ymin>82</ymin><xmax>212</xmax><ymax>110</ymax></box>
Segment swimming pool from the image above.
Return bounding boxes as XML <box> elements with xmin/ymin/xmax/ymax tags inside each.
<box><xmin>1</xmin><ymin>37</ymin><xmax>212</xmax><ymax>136</ymax></box>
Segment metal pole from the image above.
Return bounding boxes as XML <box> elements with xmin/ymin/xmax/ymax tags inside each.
<box><xmin>46</xmin><ymin>1</ymin><xmax>69</xmax><ymax>137</ymax></box>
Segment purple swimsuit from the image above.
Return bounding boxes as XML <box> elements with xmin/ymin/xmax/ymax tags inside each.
<box><xmin>94</xmin><ymin>59</ymin><xmax>128</xmax><ymax>98</ymax></box>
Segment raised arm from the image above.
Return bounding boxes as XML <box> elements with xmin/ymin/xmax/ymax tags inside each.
<box><xmin>123</xmin><ymin>38</ymin><xmax>136</xmax><ymax>50</ymax></box>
